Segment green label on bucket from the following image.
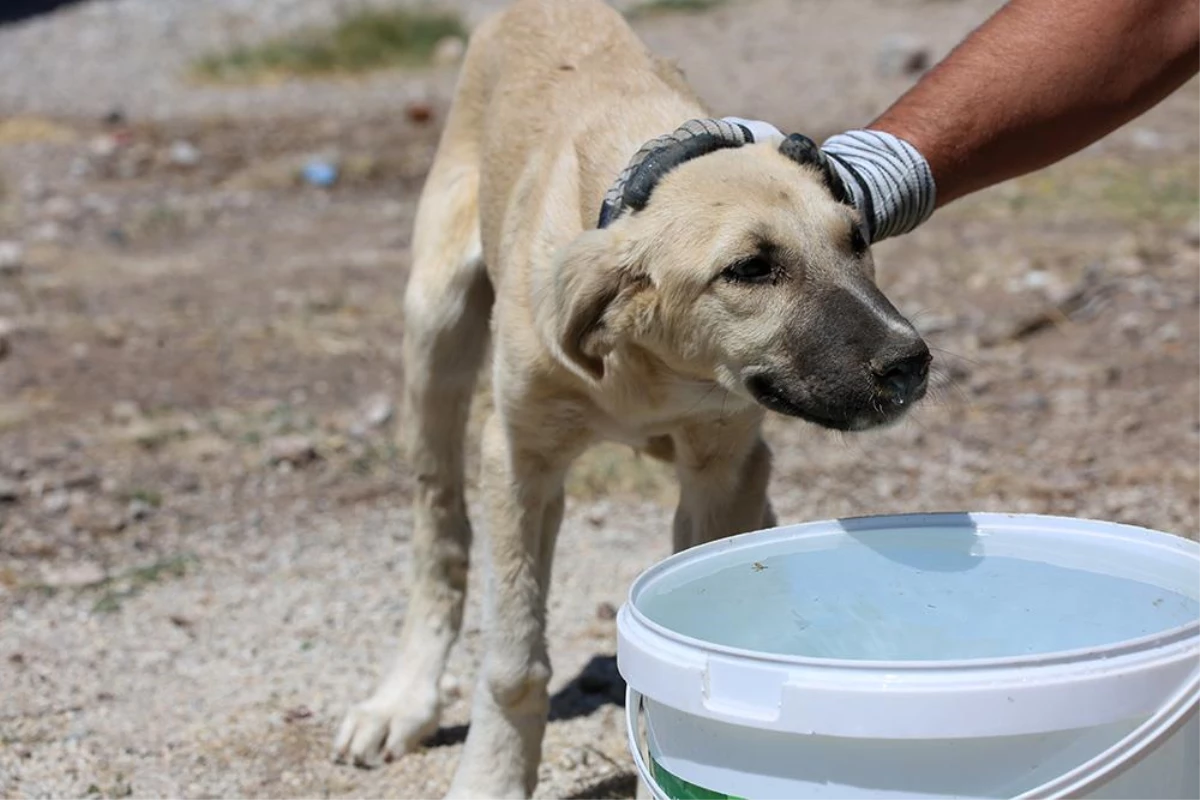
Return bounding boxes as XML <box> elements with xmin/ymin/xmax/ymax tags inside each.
<box><xmin>650</xmin><ymin>754</ymin><xmax>745</xmax><ymax>800</ymax></box>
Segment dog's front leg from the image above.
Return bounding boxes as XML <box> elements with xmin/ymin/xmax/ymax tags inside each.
<box><xmin>446</xmin><ymin>409</ymin><xmax>574</xmax><ymax>799</ymax></box>
<box><xmin>672</xmin><ymin>420</ymin><xmax>775</xmax><ymax>554</ymax></box>
<box><xmin>632</xmin><ymin>424</ymin><xmax>774</xmax><ymax>800</ymax></box>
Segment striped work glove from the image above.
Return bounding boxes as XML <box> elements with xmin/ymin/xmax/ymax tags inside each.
<box><xmin>724</xmin><ymin>117</ymin><xmax>937</xmax><ymax>244</ymax></box>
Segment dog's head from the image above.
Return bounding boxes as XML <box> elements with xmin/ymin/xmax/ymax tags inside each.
<box><xmin>534</xmin><ymin>121</ymin><xmax>930</xmax><ymax>432</ymax></box>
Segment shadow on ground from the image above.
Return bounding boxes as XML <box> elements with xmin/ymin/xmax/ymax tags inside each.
<box><xmin>565</xmin><ymin>772</ymin><xmax>638</xmax><ymax>799</ymax></box>
<box><xmin>423</xmin><ymin>654</ymin><xmax>627</xmax><ymax>748</ymax></box>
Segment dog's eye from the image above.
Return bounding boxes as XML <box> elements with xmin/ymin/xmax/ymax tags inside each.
<box><xmin>721</xmin><ymin>256</ymin><xmax>774</xmax><ymax>284</ymax></box>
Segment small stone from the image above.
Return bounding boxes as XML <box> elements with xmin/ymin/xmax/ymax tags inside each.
<box><xmin>42</xmin><ymin>490</ymin><xmax>71</xmax><ymax>515</ymax></box>
<box><xmin>1155</xmin><ymin>321</ymin><xmax>1182</xmax><ymax>343</ymax></box>
<box><xmin>88</xmin><ymin>134</ymin><xmax>120</xmax><ymax>159</ymax></box>
<box><xmin>20</xmin><ymin>175</ymin><xmax>46</xmax><ymax>202</ymax></box>
<box><xmin>127</xmin><ymin>498</ymin><xmax>154</xmax><ymax>522</ymax></box>
<box><xmin>266</xmin><ymin>435</ymin><xmax>319</xmax><ymax>467</ymax></box>
<box><xmin>432</xmin><ymin>35</ymin><xmax>466</xmax><ymax>67</ymax></box>
<box><xmin>174</xmin><ymin>473</ymin><xmax>202</xmax><ymax>493</ymax></box>
<box><xmin>96</xmin><ymin>320</ymin><xmax>126</xmax><ymax>346</ymax></box>
<box><xmin>1021</xmin><ymin>270</ymin><xmax>1050</xmax><ymax>290</ymax></box>
<box><xmin>1182</xmin><ymin>216</ymin><xmax>1200</xmax><ymax>248</ymax></box>
<box><xmin>111</xmin><ymin>400</ymin><xmax>142</xmax><ymax>424</ymax></box>
<box><xmin>1011</xmin><ymin>392</ymin><xmax>1049</xmax><ymax>413</ymax></box>
<box><xmin>0</xmin><ymin>241</ymin><xmax>24</xmax><ymax>276</ymax></box>
<box><xmin>221</xmin><ymin>159</ymin><xmax>300</xmax><ymax>191</ymax></box>
<box><xmin>39</xmin><ymin>560</ymin><xmax>105</xmax><ymax>587</ymax></box>
<box><xmin>62</xmin><ymin>469</ymin><xmax>101</xmax><ymax>490</ymax></box>
<box><xmin>31</xmin><ymin>221</ymin><xmax>65</xmax><ymax>243</ymax></box>
<box><xmin>283</xmin><ymin>705</ymin><xmax>313</xmax><ymax>723</ymax></box>
<box><xmin>1116</xmin><ymin>415</ymin><xmax>1144</xmax><ymax>434</ymax></box>
<box><xmin>1128</xmin><ymin>128</ymin><xmax>1166</xmax><ymax>151</ymax></box>
<box><xmin>558</xmin><ymin>746</ymin><xmax>590</xmax><ymax>771</ymax></box>
<box><xmin>69</xmin><ymin>502</ymin><xmax>126</xmax><ymax>535</ymax></box>
<box><xmin>361</xmin><ymin>394</ymin><xmax>394</xmax><ymax>430</ymax></box>
<box><xmin>117</xmin><ymin>143</ymin><xmax>154</xmax><ymax>180</ymax></box>
<box><xmin>81</xmin><ymin>193</ymin><xmax>117</xmax><ymax>217</ymax></box>
<box><xmin>875</xmin><ymin>34</ymin><xmax>930</xmax><ymax>77</ymax></box>
<box><xmin>167</xmin><ymin>140</ymin><xmax>201</xmax><ymax>168</ymax></box>
<box><xmin>1129</xmin><ymin>128</ymin><xmax>1164</xmax><ymax>151</ymax></box>
<box><xmin>595</xmin><ymin>601</ymin><xmax>617</xmax><ymax>621</ymax></box>
<box><xmin>43</xmin><ymin>196</ymin><xmax>80</xmax><ymax>223</ymax></box>
<box><xmin>0</xmin><ymin>477</ymin><xmax>19</xmax><ymax>503</ymax></box>
<box><xmin>405</xmin><ymin>101</ymin><xmax>434</xmax><ymax>124</ymax></box>
<box><xmin>69</xmin><ymin>156</ymin><xmax>92</xmax><ymax>179</ymax></box>
<box><xmin>1116</xmin><ymin>311</ymin><xmax>1146</xmax><ymax>339</ymax></box>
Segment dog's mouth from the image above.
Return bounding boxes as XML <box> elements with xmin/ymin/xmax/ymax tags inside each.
<box><xmin>745</xmin><ymin>373</ymin><xmax>913</xmax><ymax>432</ymax></box>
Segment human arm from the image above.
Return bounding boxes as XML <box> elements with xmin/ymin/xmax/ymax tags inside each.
<box><xmin>736</xmin><ymin>0</ymin><xmax>1199</xmax><ymax>243</ymax></box>
<box><xmin>870</xmin><ymin>0</ymin><xmax>1200</xmax><ymax>208</ymax></box>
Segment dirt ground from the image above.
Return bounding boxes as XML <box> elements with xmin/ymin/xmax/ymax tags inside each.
<box><xmin>1</xmin><ymin>0</ymin><xmax>1197</xmax><ymax>798</ymax></box>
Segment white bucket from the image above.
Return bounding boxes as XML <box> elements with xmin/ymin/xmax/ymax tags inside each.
<box><xmin>616</xmin><ymin>512</ymin><xmax>1200</xmax><ymax>799</ymax></box>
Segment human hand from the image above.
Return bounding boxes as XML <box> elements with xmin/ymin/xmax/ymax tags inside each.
<box><xmin>721</xmin><ymin>117</ymin><xmax>936</xmax><ymax>244</ymax></box>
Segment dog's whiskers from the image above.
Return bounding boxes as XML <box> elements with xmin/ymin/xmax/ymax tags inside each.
<box><xmin>928</xmin><ymin>343</ymin><xmax>983</xmax><ymax>369</ymax></box>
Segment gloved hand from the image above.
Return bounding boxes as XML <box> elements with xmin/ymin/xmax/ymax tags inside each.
<box><xmin>722</xmin><ymin>117</ymin><xmax>937</xmax><ymax>245</ymax></box>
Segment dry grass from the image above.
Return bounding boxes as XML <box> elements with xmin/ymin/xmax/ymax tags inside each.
<box><xmin>944</xmin><ymin>155</ymin><xmax>1200</xmax><ymax>226</ymax></box>
<box><xmin>192</xmin><ymin>7</ymin><xmax>467</xmax><ymax>83</ymax></box>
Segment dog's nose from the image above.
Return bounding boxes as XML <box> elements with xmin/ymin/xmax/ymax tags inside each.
<box><xmin>873</xmin><ymin>344</ymin><xmax>931</xmax><ymax>406</ymax></box>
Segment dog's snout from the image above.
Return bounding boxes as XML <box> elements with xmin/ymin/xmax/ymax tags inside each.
<box><xmin>873</xmin><ymin>344</ymin><xmax>931</xmax><ymax>405</ymax></box>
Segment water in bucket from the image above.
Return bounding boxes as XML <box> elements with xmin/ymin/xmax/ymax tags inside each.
<box><xmin>617</xmin><ymin>513</ymin><xmax>1200</xmax><ymax>800</ymax></box>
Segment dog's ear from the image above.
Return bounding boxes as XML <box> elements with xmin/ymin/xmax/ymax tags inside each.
<box><xmin>533</xmin><ymin>228</ymin><xmax>646</xmax><ymax>382</ymax></box>
<box><xmin>779</xmin><ymin>133</ymin><xmax>852</xmax><ymax>207</ymax></box>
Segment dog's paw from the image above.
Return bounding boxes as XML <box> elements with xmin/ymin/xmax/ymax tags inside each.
<box><xmin>331</xmin><ymin>695</ymin><xmax>439</xmax><ymax>767</ymax></box>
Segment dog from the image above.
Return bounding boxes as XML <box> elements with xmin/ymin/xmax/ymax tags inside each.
<box><xmin>332</xmin><ymin>0</ymin><xmax>930</xmax><ymax>795</ymax></box>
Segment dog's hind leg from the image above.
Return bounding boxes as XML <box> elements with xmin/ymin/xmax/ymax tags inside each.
<box><xmin>334</xmin><ymin>95</ymin><xmax>492</xmax><ymax>767</ymax></box>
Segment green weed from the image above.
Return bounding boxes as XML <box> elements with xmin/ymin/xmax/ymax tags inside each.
<box><xmin>193</xmin><ymin>8</ymin><xmax>467</xmax><ymax>82</ymax></box>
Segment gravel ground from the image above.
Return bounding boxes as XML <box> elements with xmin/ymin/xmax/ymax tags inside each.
<box><xmin>1</xmin><ymin>0</ymin><xmax>1197</xmax><ymax>797</ymax></box>
<box><xmin>0</xmin><ymin>0</ymin><xmax>1003</xmax><ymax>129</ymax></box>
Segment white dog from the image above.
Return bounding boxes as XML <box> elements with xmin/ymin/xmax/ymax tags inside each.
<box><xmin>333</xmin><ymin>0</ymin><xmax>930</xmax><ymax>796</ymax></box>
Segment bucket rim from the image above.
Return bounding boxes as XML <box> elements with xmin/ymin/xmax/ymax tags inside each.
<box><xmin>617</xmin><ymin>511</ymin><xmax>1200</xmax><ymax>737</ymax></box>
<box><xmin>623</xmin><ymin>510</ymin><xmax>1200</xmax><ymax>672</ymax></box>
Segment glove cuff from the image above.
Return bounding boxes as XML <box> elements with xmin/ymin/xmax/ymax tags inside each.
<box><xmin>720</xmin><ymin>116</ymin><xmax>786</xmax><ymax>145</ymax></box>
<box><xmin>821</xmin><ymin>129</ymin><xmax>936</xmax><ymax>243</ymax></box>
